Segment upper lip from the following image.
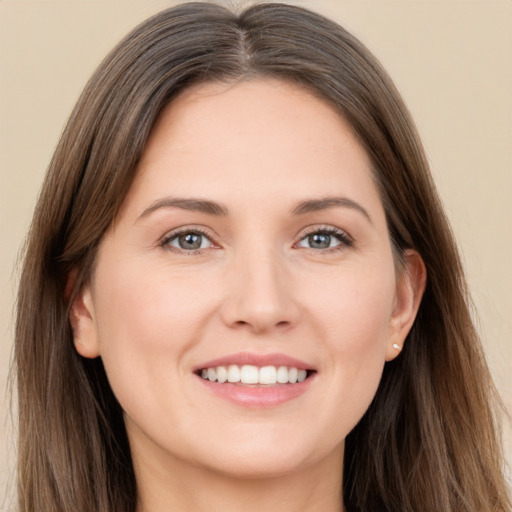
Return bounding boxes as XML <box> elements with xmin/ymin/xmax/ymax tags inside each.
<box><xmin>193</xmin><ymin>352</ymin><xmax>314</xmax><ymax>372</ymax></box>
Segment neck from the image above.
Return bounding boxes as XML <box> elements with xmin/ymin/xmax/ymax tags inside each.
<box><xmin>133</xmin><ymin>442</ymin><xmax>344</xmax><ymax>512</ymax></box>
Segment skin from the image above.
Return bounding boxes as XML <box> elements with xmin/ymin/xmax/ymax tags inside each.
<box><xmin>71</xmin><ymin>79</ymin><xmax>425</xmax><ymax>512</ymax></box>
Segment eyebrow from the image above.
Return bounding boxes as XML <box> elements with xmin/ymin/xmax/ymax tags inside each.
<box><xmin>136</xmin><ymin>195</ymin><xmax>372</xmax><ymax>224</ymax></box>
<box><xmin>292</xmin><ymin>197</ymin><xmax>373</xmax><ymax>224</ymax></box>
<box><xmin>137</xmin><ymin>197</ymin><xmax>229</xmax><ymax>222</ymax></box>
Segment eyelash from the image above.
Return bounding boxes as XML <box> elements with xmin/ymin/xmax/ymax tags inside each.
<box><xmin>159</xmin><ymin>225</ymin><xmax>354</xmax><ymax>254</ymax></box>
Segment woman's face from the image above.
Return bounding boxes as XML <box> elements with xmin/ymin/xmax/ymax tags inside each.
<box><xmin>73</xmin><ymin>79</ymin><xmax>423</xmax><ymax>480</ymax></box>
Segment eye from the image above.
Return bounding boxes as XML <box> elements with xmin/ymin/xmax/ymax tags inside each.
<box><xmin>163</xmin><ymin>229</ymin><xmax>214</xmax><ymax>252</ymax></box>
<box><xmin>296</xmin><ymin>228</ymin><xmax>353</xmax><ymax>251</ymax></box>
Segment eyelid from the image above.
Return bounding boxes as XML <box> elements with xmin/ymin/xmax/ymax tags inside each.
<box><xmin>298</xmin><ymin>224</ymin><xmax>352</xmax><ymax>237</ymax></box>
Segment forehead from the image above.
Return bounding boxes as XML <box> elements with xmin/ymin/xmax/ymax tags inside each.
<box><xmin>142</xmin><ymin>78</ymin><xmax>365</xmax><ymax>168</ymax></box>
<box><xmin>120</xmin><ymin>78</ymin><xmax>384</xmax><ymax>223</ymax></box>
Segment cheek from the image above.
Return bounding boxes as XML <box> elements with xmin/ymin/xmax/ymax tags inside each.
<box><xmin>90</xmin><ymin>262</ymin><xmax>217</xmax><ymax>411</ymax></box>
<box><xmin>94</xmin><ymin>260</ymin><xmax>214</xmax><ymax>348</ymax></box>
<box><xmin>302</xmin><ymin>262</ymin><xmax>395</xmax><ymax>429</ymax></box>
<box><xmin>307</xmin><ymin>260</ymin><xmax>396</xmax><ymax>353</ymax></box>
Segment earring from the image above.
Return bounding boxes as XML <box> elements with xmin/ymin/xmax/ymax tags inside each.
<box><xmin>392</xmin><ymin>343</ymin><xmax>401</xmax><ymax>351</ymax></box>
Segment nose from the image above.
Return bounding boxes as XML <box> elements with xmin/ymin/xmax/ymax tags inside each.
<box><xmin>220</xmin><ymin>246</ymin><xmax>300</xmax><ymax>334</ymax></box>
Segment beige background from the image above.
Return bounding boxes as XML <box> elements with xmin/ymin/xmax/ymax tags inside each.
<box><xmin>1</xmin><ymin>0</ymin><xmax>511</xmax><ymax>506</ymax></box>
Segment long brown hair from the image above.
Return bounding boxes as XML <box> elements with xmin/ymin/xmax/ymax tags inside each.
<box><xmin>14</xmin><ymin>3</ymin><xmax>510</xmax><ymax>511</ymax></box>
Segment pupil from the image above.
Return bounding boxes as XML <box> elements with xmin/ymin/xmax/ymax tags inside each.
<box><xmin>179</xmin><ymin>233</ymin><xmax>202</xmax><ymax>250</ymax></box>
<box><xmin>309</xmin><ymin>233</ymin><xmax>330</xmax><ymax>249</ymax></box>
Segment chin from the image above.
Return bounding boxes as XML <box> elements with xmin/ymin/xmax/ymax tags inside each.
<box><xmin>187</xmin><ymin>432</ymin><xmax>339</xmax><ymax>481</ymax></box>
<box><xmin>201</xmin><ymin>451</ymin><xmax>315</xmax><ymax>480</ymax></box>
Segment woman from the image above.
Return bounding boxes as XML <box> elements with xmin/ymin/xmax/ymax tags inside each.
<box><xmin>14</xmin><ymin>2</ymin><xmax>510</xmax><ymax>511</ymax></box>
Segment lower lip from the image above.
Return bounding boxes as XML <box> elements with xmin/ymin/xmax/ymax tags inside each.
<box><xmin>196</xmin><ymin>374</ymin><xmax>315</xmax><ymax>408</ymax></box>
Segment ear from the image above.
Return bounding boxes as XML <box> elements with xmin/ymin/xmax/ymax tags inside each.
<box><xmin>385</xmin><ymin>249</ymin><xmax>426</xmax><ymax>361</ymax></box>
<box><xmin>68</xmin><ymin>272</ymin><xmax>101</xmax><ymax>359</ymax></box>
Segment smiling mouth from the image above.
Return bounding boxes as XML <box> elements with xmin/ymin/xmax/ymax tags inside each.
<box><xmin>196</xmin><ymin>364</ymin><xmax>315</xmax><ymax>386</ymax></box>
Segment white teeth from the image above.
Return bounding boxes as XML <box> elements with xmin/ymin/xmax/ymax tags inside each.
<box><xmin>199</xmin><ymin>364</ymin><xmax>310</xmax><ymax>385</ymax></box>
<box><xmin>227</xmin><ymin>364</ymin><xmax>241</xmax><ymax>383</ymax></box>
<box><xmin>240</xmin><ymin>365</ymin><xmax>259</xmax><ymax>384</ymax></box>
<box><xmin>216</xmin><ymin>366</ymin><xmax>227</xmax><ymax>383</ymax></box>
<box><xmin>276</xmin><ymin>366</ymin><xmax>289</xmax><ymax>384</ymax></box>
<box><xmin>288</xmin><ymin>367</ymin><xmax>298</xmax><ymax>384</ymax></box>
<box><xmin>259</xmin><ymin>366</ymin><xmax>277</xmax><ymax>385</ymax></box>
